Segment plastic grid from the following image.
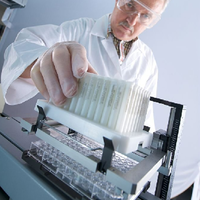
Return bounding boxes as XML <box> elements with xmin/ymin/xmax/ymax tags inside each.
<box><xmin>28</xmin><ymin>140</ymin><xmax>129</xmax><ymax>200</ymax></box>
<box><xmin>47</xmin><ymin>125</ymin><xmax>138</xmax><ymax>173</ymax></box>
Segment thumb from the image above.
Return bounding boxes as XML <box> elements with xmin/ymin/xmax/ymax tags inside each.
<box><xmin>87</xmin><ymin>60</ymin><xmax>98</xmax><ymax>74</ymax></box>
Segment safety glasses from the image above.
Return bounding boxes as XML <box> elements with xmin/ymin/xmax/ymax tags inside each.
<box><xmin>117</xmin><ymin>0</ymin><xmax>161</xmax><ymax>28</ymax></box>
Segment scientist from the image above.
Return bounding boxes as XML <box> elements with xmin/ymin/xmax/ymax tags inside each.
<box><xmin>1</xmin><ymin>0</ymin><xmax>169</xmax><ymax>130</ymax></box>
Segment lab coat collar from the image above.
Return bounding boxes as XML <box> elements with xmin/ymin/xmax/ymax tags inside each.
<box><xmin>91</xmin><ymin>14</ymin><xmax>144</xmax><ymax>54</ymax></box>
<box><xmin>91</xmin><ymin>14</ymin><xmax>110</xmax><ymax>39</ymax></box>
<box><xmin>91</xmin><ymin>14</ymin><xmax>146</xmax><ymax>70</ymax></box>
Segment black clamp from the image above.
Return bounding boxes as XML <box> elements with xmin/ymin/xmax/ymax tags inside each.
<box><xmin>31</xmin><ymin>105</ymin><xmax>46</xmax><ymax>133</ymax></box>
<box><xmin>97</xmin><ymin>137</ymin><xmax>114</xmax><ymax>173</ymax></box>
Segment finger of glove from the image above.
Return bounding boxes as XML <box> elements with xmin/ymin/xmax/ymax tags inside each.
<box><xmin>31</xmin><ymin>61</ymin><xmax>50</xmax><ymax>100</ymax></box>
<box><xmin>68</xmin><ymin>43</ymin><xmax>88</xmax><ymax>78</ymax></box>
<box><xmin>52</xmin><ymin>45</ymin><xmax>78</xmax><ymax>99</ymax></box>
<box><xmin>39</xmin><ymin>50</ymin><xmax>67</xmax><ymax>105</ymax></box>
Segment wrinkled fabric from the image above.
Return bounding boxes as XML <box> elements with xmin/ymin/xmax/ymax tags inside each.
<box><xmin>1</xmin><ymin>14</ymin><xmax>158</xmax><ymax>130</ymax></box>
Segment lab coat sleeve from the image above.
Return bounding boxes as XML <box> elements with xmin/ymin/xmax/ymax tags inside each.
<box><xmin>1</xmin><ymin>18</ymin><xmax>91</xmax><ymax>105</ymax></box>
<box><xmin>1</xmin><ymin>26</ymin><xmax>50</xmax><ymax>105</ymax></box>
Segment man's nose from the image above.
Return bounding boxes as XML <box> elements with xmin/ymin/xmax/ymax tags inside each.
<box><xmin>127</xmin><ymin>13</ymin><xmax>139</xmax><ymax>26</ymax></box>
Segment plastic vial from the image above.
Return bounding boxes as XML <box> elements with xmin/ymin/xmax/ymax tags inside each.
<box><xmin>100</xmin><ymin>80</ymin><xmax>118</xmax><ymax>126</ymax></box>
<box><xmin>87</xmin><ymin>78</ymin><xmax>103</xmax><ymax>120</ymax></box>
<box><xmin>93</xmin><ymin>79</ymin><xmax>111</xmax><ymax>123</ymax></box>
<box><xmin>115</xmin><ymin>82</ymin><xmax>134</xmax><ymax>133</ymax></box>
<box><xmin>107</xmin><ymin>82</ymin><xmax>126</xmax><ymax>129</ymax></box>
<box><xmin>81</xmin><ymin>74</ymin><xmax>97</xmax><ymax>117</ymax></box>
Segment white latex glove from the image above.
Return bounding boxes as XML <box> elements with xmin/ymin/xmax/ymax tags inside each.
<box><xmin>31</xmin><ymin>41</ymin><xmax>97</xmax><ymax>106</ymax></box>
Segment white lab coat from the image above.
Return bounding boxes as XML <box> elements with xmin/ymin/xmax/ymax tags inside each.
<box><xmin>1</xmin><ymin>14</ymin><xmax>158</xmax><ymax>130</ymax></box>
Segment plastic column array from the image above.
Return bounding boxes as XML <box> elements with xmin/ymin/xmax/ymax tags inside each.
<box><xmin>29</xmin><ymin>137</ymin><xmax>138</xmax><ymax>200</ymax></box>
<box><xmin>63</xmin><ymin>73</ymin><xmax>150</xmax><ymax>137</ymax></box>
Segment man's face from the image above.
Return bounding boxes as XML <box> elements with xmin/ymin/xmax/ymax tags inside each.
<box><xmin>111</xmin><ymin>0</ymin><xmax>165</xmax><ymax>41</ymax></box>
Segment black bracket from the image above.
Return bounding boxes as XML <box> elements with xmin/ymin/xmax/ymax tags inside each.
<box><xmin>31</xmin><ymin>105</ymin><xmax>47</xmax><ymax>133</ymax></box>
<box><xmin>150</xmin><ymin>96</ymin><xmax>185</xmax><ymax>199</ymax></box>
<box><xmin>152</xmin><ymin>129</ymin><xmax>170</xmax><ymax>153</ymax></box>
<box><xmin>97</xmin><ymin>137</ymin><xmax>114</xmax><ymax>173</ymax></box>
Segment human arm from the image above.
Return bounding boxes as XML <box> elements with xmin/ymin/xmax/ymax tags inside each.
<box><xmin>17</xmin><ymin>41</ymin><xmax>96</xmax><ymax>105</ymax></box>
<box><xmin>1</xmin><ymin>19</ymin><xmax>96</xmax><ymax>105</ymax></box>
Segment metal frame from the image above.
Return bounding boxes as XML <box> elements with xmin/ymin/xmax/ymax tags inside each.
<box><xmin>150</xmin><ymin>97</ymin><xmax>186</xmax><ymax>199</ymax></box>
<box><xmin>21</xmin><ymin>118</ymin><xmax>165</xmax><ymax>196</ymax></box>
<box><xmin>0</xmin><ymin>96</ymin><xmax>185</xmax><ymax>200</ymax></box>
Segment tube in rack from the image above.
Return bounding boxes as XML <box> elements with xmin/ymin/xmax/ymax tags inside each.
<box><xmin>69</xmin><ymin>78</ymin><xmax>85</xmax><ymax>112</ymax></box>
<box><xmin>123</xmin><ymin>85</ymin><xmax>138</xmax><ymax>135</ymax></box>
<box><xmin>107</xmin><ymin>82</ymin><xmax>126</xmax><ymax>130</ymax></box>
<box><xmin>87</xmin><ymin>78</ymin><xmax>104</xmax><ymax>120</ymax></box>
<box><xmin>81</xmin><ymin>74</ymin><xmax>97</xmax><ymax>117</ymax></box>
<box><xmin>100</xmin><ymin>80</ymin><xmax>118</xmax><ymax>126</ymax></box>
<box><xmin>93</xmin><ymin>79</ymin><xmax>111</xmax><ymax>123</ymax></box>
<box><xmin>115</xmin><ymin>82</ymin><xmax>134</xmax><ymax>133</ymax></box>
<box><xmin>74</xmin><ymin>75</ymin><xmax>91</xmax><ymax>115</ymax></box>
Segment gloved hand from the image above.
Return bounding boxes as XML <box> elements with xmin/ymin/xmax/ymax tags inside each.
<box><xmin>30</xmin><ymin>41</ymin><xmax>97</xmax><ymax>106</ymax></box>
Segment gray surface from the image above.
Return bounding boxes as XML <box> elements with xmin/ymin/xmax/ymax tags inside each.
<box><xmin>0</xmin><ymin>116</ymin><xmax>38</xmax><ymax>151</ymax></box>
<box><xmin>0</xmin><ymin>116</ymin><xmax>69</xmax><ymax>200</ymax></box>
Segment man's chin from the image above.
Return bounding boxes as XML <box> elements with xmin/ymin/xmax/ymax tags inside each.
<box><xmin>114</xmin><ymin>28</ymin><xmax>136</xmax><ymax>41</ymax></box>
